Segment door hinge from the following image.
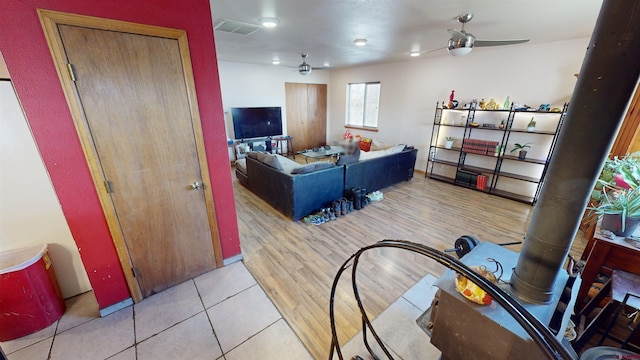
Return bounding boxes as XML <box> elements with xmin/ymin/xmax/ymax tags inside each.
<box><xmin>104</xmin><ymin>180</ymin><xmax>113</xmax><ymax>193</ymax></box>
<box><xmin>131</xmin><ymin>267</ymin><xmax>136</xmax><ymax>278</ymax></box>
<box><xmin>66</xmin><ymin>63</ymin><xmax>77</xmax><ymax>82</ymax></box>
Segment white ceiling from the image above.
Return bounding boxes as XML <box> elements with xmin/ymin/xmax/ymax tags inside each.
<box><xmin>209</xmin><ymin>0</ymin><xmax>603</xmax><ymax>70</ymax></box>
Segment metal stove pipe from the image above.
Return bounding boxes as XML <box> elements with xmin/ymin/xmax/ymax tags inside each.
<box><xmin>510</xmin><ymin>0</ymin><xmax>640</xmax><ymax>303</ymax></box>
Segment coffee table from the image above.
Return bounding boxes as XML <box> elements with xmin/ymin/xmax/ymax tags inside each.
<box><xmin>297</xmin><ymin>146</ymin><xmax>344</xmax><ymax>163</ymax></box>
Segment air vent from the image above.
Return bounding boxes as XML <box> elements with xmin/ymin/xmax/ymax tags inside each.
<box><xmin>214</xmin><ymin>19</ymin><xmax>262</xmax><ymax>36</ymax></box>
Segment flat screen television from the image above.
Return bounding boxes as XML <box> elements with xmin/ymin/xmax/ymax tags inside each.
<box><xmin>231</xmin><ymin>107</ymin><xmax>283</xmax><ymax>139</ymax></box>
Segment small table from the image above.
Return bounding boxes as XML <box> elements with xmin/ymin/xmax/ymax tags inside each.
<box><xmin>297</xmin><ymin>146</ymin><xmax>344</xmax><ymax>163</ymax></box>
<box><xmin>576</xmin><ymin>226</ymin><xmax>640</xmax><ymax>312</ymax></box>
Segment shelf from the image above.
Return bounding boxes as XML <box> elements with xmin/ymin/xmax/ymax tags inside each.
<box><xmin>430</xmin><ymin>158</ymin><xmax>458</xmax><ymax>167</ymax></box>
<box><xmin>443</xmin><ymin>108</ymin><xmax>510</xmax><ymax>113</ymax></box>
<box><xmin>509</xmin><ymin>129</ymin><xmax>555</xmax><ymax>135</ymax></box>
<box><xmin>454</xmin><ymin>180</ymin><xmax>491</xmax><ymax>194</ymax></box>
<box><xmin>498</xmin><ymin>171</ymin><xmax>540</xmax><ymax>183</ymax></box>
<box><xmin>428</xmin><ymin>173</ymin><xmax>455</xmax><ymax>184</ymax></box>
<box><xmin>428</xmin><ymin>102</ymin><xmax>567</xmax><ymax>205</ymax></box>
<box><xmin>463</xmin><ymin>151</ymin><xmax>500</xmax><ymax>158</ymax></box>
<box><xmin>491</xmin><ymin>189</ymin><xmax>535</xmax><ymax>204</ymax></box>
<box><xmin>502</xmin><ymin>154</ymin><xmax>546</xmax><ymax>165</ymax></box>
<box><xmin>460</xmin><ymin>164</ymin><xmax>494</xmax><ymax>174</ymax></box>
<box><xmin>468</xmin><ymin>126</ymin><xmax>506</xmax><ymax>132</ymax></box>
<box><xmin>434</xmin><ymin>146</ymin><xmax>462</xmax><ymax>151</ymax></box>
<box><xmin>513</xmin><ymin>110</ymin><xmax>563</xmax><ymax>114</ymax></box>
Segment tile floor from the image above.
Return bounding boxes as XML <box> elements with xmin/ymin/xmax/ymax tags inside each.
<box><xmin>334</xmin><ymin>274</ymin><xmax>441</xmax><ymax>360</ymax></box>
<box><xmin>1</xmin><ymin>261</ymin><xmax>312</xmax><ymax>360</ymax></box>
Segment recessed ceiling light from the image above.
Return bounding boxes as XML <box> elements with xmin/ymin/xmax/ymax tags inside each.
<box><xmin>323</xmin><ymin>61</ymin><xmax>330</xmax><ymax>67</ymax></box>
<box><xmin>260</xmin><ymin>17</ymin><xmax>279</xmax><ymax>28</ymax></box>
<box><xmin>354</xmin><ymin>38</ymin><xmax>367</xmax><ymax>46</ymax></box>
<box><xmin>410</xmin><ymin>50</ymin><xmax>421</xmax><ymax>57</ymax></box>
<box><xmin>272</xmin><ymin>58</ymin><xmax>280</xmax><ymax>65</ymax></box>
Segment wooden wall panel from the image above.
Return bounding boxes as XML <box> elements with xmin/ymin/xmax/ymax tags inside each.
<box><xmin>285</xmin><ymin>82</ymin><xmax>327</xmax><ymax>151</ymax></box>
<box><xmin>611</xmin><ymin>83</ymin><xmax>640</xmax><ymax>156</ymax></box>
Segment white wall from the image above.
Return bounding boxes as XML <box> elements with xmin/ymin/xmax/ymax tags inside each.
<box><xmin>328</xmin><ymin>38</ymin><xmax>590</xmax><ymax>172</ymax></box>
<box><xmin>0</xmin><ymin>81</ymin><xmax>91</xmax><ymax>298</ymax></box>
<box><xmin>217</xmin><ymin>61</ymin><xmax>331</xmax><ymax>139</ymax></box>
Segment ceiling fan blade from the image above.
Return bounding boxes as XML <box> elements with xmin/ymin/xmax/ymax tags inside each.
<box><xmin>475</xmin><ymin>39</ymin><xmax>529</xmax><ymax>47</ymax></box>
<box><xmin>425</xmin><ymin>46</ymin><xmax>447</xmax><ymax>54</ymax></box>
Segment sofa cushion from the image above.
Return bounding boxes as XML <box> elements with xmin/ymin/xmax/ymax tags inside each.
<box><xmin>359</xmin><ymin>144</ymin><xmax>406</xmax><ymax>161</ymax></box>
<box><xmin>235</xmin><ymin>158</ymin><xmax>247</xmax><ymax>175</ymax></box>
<box><xmin>276</xmin><ymin>154</ymin><xmax>300</xmax><ymax>174</ymax></box>
<box><xmin>291</xmin><ymin>161</ymin><xmax>335</xmax><ymax>174</ymax></box>
<box><xmin>370</xmin><ymin>139</ymin><xmax>395</xmax><ymax>151</ymax></box>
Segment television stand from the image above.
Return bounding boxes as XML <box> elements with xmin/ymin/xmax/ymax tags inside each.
<box><xmin>233</xmin><ymin>136</ymin><xmax>294</xmax><ymax>159</ymax></box>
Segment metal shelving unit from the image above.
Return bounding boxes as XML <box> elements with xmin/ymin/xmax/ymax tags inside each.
<box><xmin>426</xmin><ymin>102</ymin><xmax>568</xmax><ymax>205</ymax></box>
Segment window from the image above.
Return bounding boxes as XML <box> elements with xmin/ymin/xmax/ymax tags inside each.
<box><xmin>346</xmin><ymin>82</ymin><xmax>380</xmax><ymax>129</ymax></box>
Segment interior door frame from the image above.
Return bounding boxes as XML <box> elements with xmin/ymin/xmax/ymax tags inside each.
<box><xmin>38</xmin><ymin>9</ymin><xmax>223</xmax><ymax>302</ymax></box>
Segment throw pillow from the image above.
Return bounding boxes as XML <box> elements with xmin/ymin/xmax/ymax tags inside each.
<box><xmin>256</xmin><ymin>152</ymin><xmax>283</xmax><ymax>171</ymax></box>
<box><xmin>247</xmin><ymin>151</ymin><xmax>260</xmax><ymax>159</ymax></box>
<box><xmin>291</xmin><ymin>162</ymin><xmax>334</xmax><ymax>174</ymax></box>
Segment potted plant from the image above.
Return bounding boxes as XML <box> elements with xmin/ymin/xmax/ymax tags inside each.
<box><xmin>499</xmin><ymin>120</ymin><xmax>505</xmax><ymax>129</ymax></box>
<box><xmin>510</xmin><ymin>143</ymin><xmax>531</xmax><ymax>160</ymax></box>
<box><xmin>589</xmin><ymin>186</ymin><xmax>640</xmax><ymax>236</ymax></box>
<box><xmin>588</xmin><ymin>153</ymin><xmax>640</xmax><ymax>236</ymax></box>
<box><xmin>444</xmin><ymin>137</ymin><xmax>455</xmax><ymax>149</ymax></box>
<box><xmin>527</xmin><ymin>118</ymin><xmax>536</xmax><ymax>132</ymax></box>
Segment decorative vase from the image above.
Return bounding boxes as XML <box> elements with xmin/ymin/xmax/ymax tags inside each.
<box><xmin>518</xmin><ymin>150</ymin><xmax>527</xmax><ymax>160</ymax></box>
<box><xmin>445</xmin><ymin>140</ymin><xmax>454</xmax><ymax>149</ymax></box>
<box><xmin>527</xmin><ymin>126</ymin><xmax>535</xmax><ymax>132</ymax></box>
<box><xmin>601</xmin><ymin>213</ymin><xmax>640</xmax><ymax>236</ymax></box>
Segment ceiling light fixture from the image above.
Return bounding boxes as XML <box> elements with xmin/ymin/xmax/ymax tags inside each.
<box><xmin>410</xmin><ymin>50</ymin><xmax>421</xmax><ymax>57</ymax></box>
<box><xmin>272</xmin><ymin>58</ymin><xmax>280</xmax><ymax>65</ymax></box>
<box><xmin>323</xmin><ymin>61</ymin><xmax>331</xmax><ymax>67</ymax></box>
<box><xmin>259</xmin><ymin>17</ymin><xmax>279</xmax><ymax>28</ymax></box>
<box><xmin>353</xmin><ymin>38</ymin><xmax>367</xmax><ymax>46</ymax></box>
<box><xmin>448</xmin><ymin>46</ymin><xmax>473</xmax><ymax>57</ymax></box>
<box><xmin>447</xmin><ymin>34</ymin><xmax>474</xmax><ymax>57</ymax></box>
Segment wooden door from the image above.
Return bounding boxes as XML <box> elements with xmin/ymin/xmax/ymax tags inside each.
<box><xmin>41</xmin><ymin>13</ymin><xmax>220</xmax><ymax>299</ymax></box>
<box><xmin>285</xmin><ymin>83</ymin><xmax>327</xmax><ymax>151</ymax></box>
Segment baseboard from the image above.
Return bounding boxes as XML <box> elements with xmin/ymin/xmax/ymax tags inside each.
<box><xmin>99</xmin><ymin>297</ymin><xmax>133</xmax><ymax>317</ymax></box>
<box><xmin>414</xmin><ymin>168</ymin><xmax>426</xmax><ymax>174</ymax></box>
<box><xmin>223</xmin><ymin>254</ymin><xmax>244</xmax><ymax>266</ymax></box>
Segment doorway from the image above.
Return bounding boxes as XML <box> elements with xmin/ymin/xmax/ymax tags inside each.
<box><xmin>39</xmin><ymin>10</ymin><xmax>222</xmax><ymax>300</ymax></box>
<box><xmin>285</xmin><ymin>83</ymin><xmax>327</xmax><ymax>151</ymax></box>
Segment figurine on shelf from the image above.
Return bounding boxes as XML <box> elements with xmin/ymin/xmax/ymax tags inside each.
<box><xmin>447</xmin><ymin>90</ymin><xmax>458</xmax><ymax>109</ymax></box>
<box><xmin>503</xmin><ymin>96</ymin><xmax>510</xmax><ymax>110</ymax></box>
<box><xmin>485</xmin><ymin>98</ymin><xmax>498</xmax><ymax>110</ymax></box>
<box><xmin>480</xmin><ymin>98</ymin><xmax>486</xmax><ymax>110</ymax></box>
<box><xmin>538</xmin><ymin>104</ymin><xmax>551</xmax><ymax>111</ymax></box>
<box><xmin>527</xmin><ymin>118</ymin><xmax>536</xmax><ymax>132</ymax></box>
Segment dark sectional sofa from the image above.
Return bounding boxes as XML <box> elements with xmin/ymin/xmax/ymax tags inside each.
<box><xmin>344</xmin><ymin>148</ymin><xmax>418</xmax><ymax>193</ymax></box>
<box><xmin>240</xmin><ymin>155</ymin><xmax>344</xmax><ymax>220</ymax></box>
<box><xmin>236</xmin><ymin>147</ymin><xmax>418</xmax><ymax>220</ymax></box>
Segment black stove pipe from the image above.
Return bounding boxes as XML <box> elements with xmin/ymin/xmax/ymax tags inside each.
<box><xmin>510</xmin><ymin>0</ymin><xmax>640</xmax><ymax>303</ymax></box>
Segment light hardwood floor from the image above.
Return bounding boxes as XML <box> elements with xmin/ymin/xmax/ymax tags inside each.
<box><xmin>232</xmin><ymin>165</ymin><xmax>588</xmax><ymax>360</ymax></box>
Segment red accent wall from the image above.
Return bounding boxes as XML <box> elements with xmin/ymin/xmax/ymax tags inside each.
<box><xmin>0</xmin><ymin>0</ymin><xmax>241</xmax><ymax>309</ymax></box>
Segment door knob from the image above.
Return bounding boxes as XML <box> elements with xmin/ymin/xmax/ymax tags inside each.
<box><xmin>190</xmin><ymin>181</ymin><xmax>203</xmax><ymax>190</ymax></box>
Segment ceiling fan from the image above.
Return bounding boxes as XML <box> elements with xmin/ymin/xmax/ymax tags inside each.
<box><xmin>439</xmin><ymin>13</ymin><xmax>529</xmax><ymax>57</ymax></box>
<box><xmin>296</xmin><ymin>53</ymin><xmax>325</xmax><ymax>75</ymax></box>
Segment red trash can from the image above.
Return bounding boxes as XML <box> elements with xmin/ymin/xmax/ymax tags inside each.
<box><xmin>0</xmin><ymin>244</ymin><xmax>66</xmax><ymax>341</ymax></box>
